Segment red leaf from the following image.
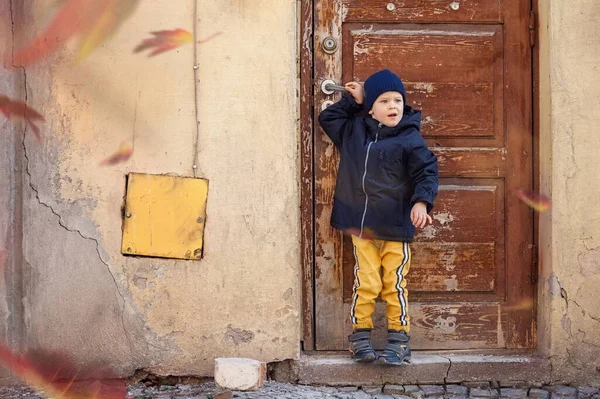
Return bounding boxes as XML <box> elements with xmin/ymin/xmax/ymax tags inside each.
<box><xmin>0</xmin><ymin>95</ymin><xmax>45</xmax><ymax>140</ymax></box>
<box><xmin>513</xmin><ymin>188</ymin><xmax>551</xmax><ymax>212</ymax></box>
<box><xmin>134</xmin><ymin>28</ymin><xmax>193</xmax><ymax>56</ymax></box>
<box><xmin>502</xmin><ymin>298</ymin><xmax>534</xmax><ymax>312</ymax></box>
<box><xmin>0</xmin><ymin>344</ymin><xmax>126</xmax><ymax>399</ymax></box>
<box><xmin>100</xmin><ymin>143</ymin><xmax>133</xmax><ymax>166</ymax></box>
<box><xmin>196</xmin><ymin>31</ymin><xmax>223</xmax><ymax>45</ymax></box>
<box><xmin>343</xmin><ymin>227</ymin><xmax>376</xmax><ymax>240</ymax></box>
<box><xmin>14</xmin><ymin>0</ymin><xmax>139</xmax><ymax>65</ymax></box>
<box><xmin>13</xmin><ymin>0</ymin><xmax>82</xmax><ymax>65</ymax></box>
<box><xmin>134</xmin><ymin>29</ymin><xmax>222</xmax><ymax>57</ymax></box>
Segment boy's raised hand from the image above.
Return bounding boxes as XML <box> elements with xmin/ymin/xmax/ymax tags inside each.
<box><xmin>345</xmin><ymin>82</ymin><xmax>364</xmax><ymax>104</ymax></box>
<box><xmin>410</xmin><ymin>202</ymin><xmax>432</xmax><ymax>229</ymax></box>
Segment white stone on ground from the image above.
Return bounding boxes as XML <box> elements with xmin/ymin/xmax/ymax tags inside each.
<box><xmin>214</xmin><ymin>357</ymin><xmax>266</xmax><ymax>391</ymax></box>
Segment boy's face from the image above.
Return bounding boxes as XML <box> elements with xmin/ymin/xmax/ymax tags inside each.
<box><xmin>369</xmin><ymin>91</ymin><xmax>404</xmax><ymax>127</ymax></box>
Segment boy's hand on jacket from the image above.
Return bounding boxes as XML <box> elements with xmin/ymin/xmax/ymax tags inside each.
<box><xmin>345</xmin><ymin>82</ymin><xmax>364</xmax><ymax>104</ymax></box>
<box><xmin>410</xmin><ymin>202</ymin><xmax>432</xmax><ymax>229</ymax></box>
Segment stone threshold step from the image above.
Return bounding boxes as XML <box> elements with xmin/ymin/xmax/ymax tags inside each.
<box><xmin>298</xmin><ymin>351</ymin><xmax>551</xmax><ymax>386</ymax></box>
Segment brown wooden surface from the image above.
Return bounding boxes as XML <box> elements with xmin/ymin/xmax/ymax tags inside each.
<box><xmin>346</xmin><ymin>24</ymin><xmax>504</xmax><ymax>139</ymax></box>
<box><xmin>300</xmin><ymin>0</ymin><xmax>315</xmax><ymax>350</ymax></box>
<box><xmin>532</xmin><ymin>0</ymin><xmax>540</xmax><ymax>298</ymax></box>
<box><xmin>312</xmin><ymin>0</ymin><xmax>534</xmax><ymax>350</ymax></box>
<box><xmin>366</xmin><ymin>302</ymin><xmax>510</xmax><ymax>350</ymax></box>
<box><xmin>342</xmin><ymin>0</ymin><xmax>503</xmax><ymax>23</ymax></box>
<box><xmin>343</xmin><ymin>23</ymin><xmax>505</xmax><ymax>147</ymax></box>
<box><xmin>314</xmin><ymin>0</ymin><xmax>348</xmax><ymax>349</ymax></box>
<box><xmin>433</xmin><ymin>148</ymin><xmax>507</xmax><ymax>178</ymax></box>
<box><xmin>502</xmin><ymin>0</ymin><xmax>534</xmax><ymax>350</ymax></box>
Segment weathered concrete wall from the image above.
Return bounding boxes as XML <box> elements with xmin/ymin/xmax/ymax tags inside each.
<box><xmin>11</xmin><ymin>0</ymin><xmax>299</xmax><ymax>377</ymax></box>
<box><xmin>0</xmin><ymin>0</ymin><xmax>25</xmax><ymax>384</ymax></box>
<box><xmin>538</xmin><ymin>0</ymin><xmax>600</xmax><ymax>385</ymax></box>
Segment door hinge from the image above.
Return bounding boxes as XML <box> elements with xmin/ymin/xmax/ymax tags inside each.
<box><xmin>529</xmin><ymin>10</ymin><xmax>537</xmax><ymax>47</ymax></box>
<box><xmin>531</xmin><ymin>244</ymin><xmax>538</xmax><ymax>284</ymax></box>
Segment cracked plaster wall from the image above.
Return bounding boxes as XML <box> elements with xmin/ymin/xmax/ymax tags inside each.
<box><xmin>0</xmin><ymin>0</ymin><xmax>24</xmax><ymax>384</ymax></box>
<box><xmin>3</xmin><ymin>0</ymin><xmax>300</xmax><ymax>377</ymax></box>
<box><xmin>538</xmin><ymin>0</ymin><xmax>600</xmax><ymax>385</ymax></box>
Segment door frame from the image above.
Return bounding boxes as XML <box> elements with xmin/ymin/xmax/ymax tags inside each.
<box><xmin>298</xmin><ymin>0</ymin><xmax>541</xmax><ymax>352</ymax></box>
<box><xmin>299</xmin><ymin>0</ymin><xmax>315</xmax><ymax>351</ymax></box>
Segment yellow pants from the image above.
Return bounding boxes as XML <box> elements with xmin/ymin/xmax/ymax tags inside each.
<box><xmin>350</xmin><ymin>234</ymin><xmax>411</xmax><ymax>332</ymax></box>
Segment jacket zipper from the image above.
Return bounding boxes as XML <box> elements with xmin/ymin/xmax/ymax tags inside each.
<box><xmin>359</xmin><ymin>123</ymin><xmax>382</xmax><ymax>238</ymax></box>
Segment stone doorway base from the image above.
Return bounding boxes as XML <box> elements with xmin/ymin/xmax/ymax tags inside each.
<box><xmin>271</xmin><ymin>351</ymin><xmax>551</xmax><ymax>386</ymax></box>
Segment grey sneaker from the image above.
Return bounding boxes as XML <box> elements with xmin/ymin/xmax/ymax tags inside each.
<box><xmin>377</xmin><ymin>330</ymin><xmax>411</xmax><ymax>365</ymax></box>
<box><xmin>348</xmin><ymin>329</ymin><xmax>376</xmax><ymax>363</ymax></box>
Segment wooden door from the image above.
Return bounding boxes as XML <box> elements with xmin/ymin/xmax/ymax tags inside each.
<box><xmin>313</xmin><ymin>0</ymin><xmax>534</xmax><ymax>350</ymax></box>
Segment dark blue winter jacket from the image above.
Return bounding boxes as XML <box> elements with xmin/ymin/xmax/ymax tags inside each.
<box><xmin>318</xmin><ymin>94</ymin><xmax>439</xmax><ymax>242</ymax></box>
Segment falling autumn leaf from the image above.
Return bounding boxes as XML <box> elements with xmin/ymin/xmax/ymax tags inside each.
<box><xmin>343</xmin><ymin>227</ymin><xmax>376</xmax><ymax>240</ymax></box>
<box><xmin>100</xmin><ymin>143</ymin><xmax>133</xmax><ymax>166</ymax></box>
<box><xmin>134</xmin><ymin>28</ymin><xmax>192</xmax><ymax>56</ymax></box>
<box><xmin>0</xmin><ymin>95</ymin><xmax>45</xmax><ymax>140</ymax></box>
<box><xmin>502</xmin><ymin>298</ymin><xmax>534</xmax><ymax>312</ymax></box>
<box><xmin>134</xmin><ymin>30</ymin><xmax>222</xmax><ymax>56</ymax></box>
<box><xmin>0</xmin><ymin>343</ymin><xmax>126</xmax><ymax>399</ymax></box>
<box><xmin>14</xmin><ymin>0</ymin><xmax>139</xmax><ymax>66</ymax></box>
<box><xmin>513</xmin><ymin>188</ymin><xmax>551</xmax><ymax>212</ymax></box>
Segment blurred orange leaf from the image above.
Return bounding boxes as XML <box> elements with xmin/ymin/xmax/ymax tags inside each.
<box><xmin>14</xmin><ymin>0</ymin><xmax>139</xmax><ymax>65</ymax></box>
<box><xmin>134</xmin><ymin>29</ymin><xmax>222</xmax><ymax>56</ymax></box>
<box><xmin>100</xmin><ymin>143</ymin><xmax>133</xmax><ymax>166</ymax></box>
<box><xmin>134</xmin><ymin>28</ymin><xmax>192</xmax><ymax>56</ymax></box>
<box><xmin>0</xmin><ymin>95</ymin><xmax>45</xmax><ymax>140</ymax></box>
<box><xmin>502</xmin><ymin>298</ymin><xmax>534</xmax><ymax>312</ymax></box>
<box><xmin>0</xmin><ymin>343</ymin><xmax>126</xmax><ymax>399</ymax></box>
<box><xmin>343</xmin><ymin>227</ymin><xmax>376</xmax><ymax>240</ymax></box>
<box><xmin>513</xmin><ymin>188</ymin><xmax>551</xmax><ymax>212</ymax></box>
<box><xmin>197</xmin><ymin>32</ymin><xmax>223</xmax><ymax>44</ymax></box>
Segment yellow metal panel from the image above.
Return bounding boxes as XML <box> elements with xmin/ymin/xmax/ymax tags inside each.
<box><xmin>121</xmin><ymin>173</ymin><xmax>208</xmax><ymax>260</ymax></box>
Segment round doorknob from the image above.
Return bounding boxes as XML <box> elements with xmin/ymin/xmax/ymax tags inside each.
<box><xmin>322</xmin><ymin>37</ymin><xmax>338</xmax><ymax>54</ymax></box>
<box><xmin>321</xmin><ymin>100</ymin><xmax>334</xmax><ymax>111</ymax></box>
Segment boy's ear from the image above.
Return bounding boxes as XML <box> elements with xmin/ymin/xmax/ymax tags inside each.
<box><xmin>368</xmin><ymin>110</ymin><xmax>373</xmax><ymax>115</ymax></box>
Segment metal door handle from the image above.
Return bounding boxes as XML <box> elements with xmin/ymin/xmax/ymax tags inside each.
<box><xmin>321</xmin><ymin>79</ymin><xmax>347</xmax><ymax>95</ymax></box>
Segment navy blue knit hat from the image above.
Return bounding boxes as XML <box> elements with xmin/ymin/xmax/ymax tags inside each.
<box><xmin>364</xmin><ymin>69</ymin><xmax>406</xmax><ymax>112</ymax></box>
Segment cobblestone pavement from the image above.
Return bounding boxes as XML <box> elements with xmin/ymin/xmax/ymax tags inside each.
<box><xmin>0</xmin><ymin>381</ymin><xmax>599</xmax><ymax>399</ymax></box>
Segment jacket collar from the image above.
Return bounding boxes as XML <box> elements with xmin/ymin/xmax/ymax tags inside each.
<box><xmin>365</xmin><ymin>106</ymin><xmax>422</xmax><ymax>139</ymax></box>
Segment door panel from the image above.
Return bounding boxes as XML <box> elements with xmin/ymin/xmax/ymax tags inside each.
<box><xmin>344</xmin><ymin>24</ymin><xmax>504</xmax><ymax>140</ymax></box>
<box><xmin>314</xmin><ymin>0</ymin><xmax>533</xmax><ymax>350</ymax></box>
<box><xmin>342</xmin><ymin>0</ymin><xmax>503</xmax><ymax>23</ymax></box>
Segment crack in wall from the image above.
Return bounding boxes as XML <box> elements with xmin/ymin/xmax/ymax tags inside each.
<box><xmin>548</xmin><ymin>354</ymin><xmax>557</xmax><ymax>384</ymax></box>
<box><xmin>560</xmin><ymin>287</ymin><xmax>568</xmax><ymax>310</ymax></box>
<box><xmin>441</xmin><ymin>355</ymin><xmax>452</xmax><ymax>384</ymax></box>
<box><xmin>10</xmin><ymin>8</ymin><xmax>134</xmax><ymax>356</ymax></box>
<box><xmin>9</xmin><ymin>0</ymin><xmax>16</xmax><ymax>63</ymax></box>
<box><xmin>22</xmin><ymin>135</ymin><xmax>135</xmax><ymax>357</ymax></box>
<box><xmin>549</xmin><ymin>276</ymin><xmax>600</xmax><ymax>381</ymax></box>
<box><xmin>550</xmin><ymin>274</ymin><xmax>569</xmax><ymax>311</ymax></box>
<box><xmin>567</xmin><ymin>297</ymin><xmax>600</xmax><ymax>326</ymax></box>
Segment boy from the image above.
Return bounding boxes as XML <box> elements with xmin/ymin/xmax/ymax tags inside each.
<box><xmin>318</xmin><ymin>69</ymin><xmax>438</xmax><ymax>365</ymax></box>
